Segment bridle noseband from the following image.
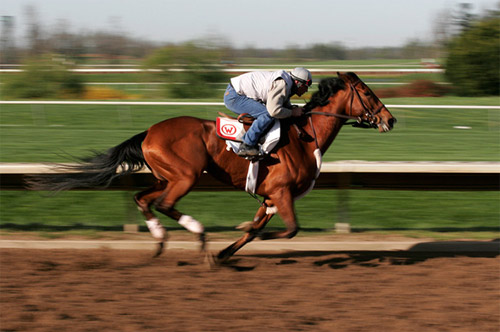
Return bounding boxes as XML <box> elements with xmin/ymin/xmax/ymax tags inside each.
<box><xmin>306</xmin><ymin>79</ymin><xmax>384</xmax><ymax>129</ymax></box>
<box><xmin>348</xmin><ymin>79</ymin><xmax>384</xmax><ymax>128</ymax></box>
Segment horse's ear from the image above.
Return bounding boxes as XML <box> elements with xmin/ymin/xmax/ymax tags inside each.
<box><xmin>345</xmin><ymin>72</ymin><xmax>359</xmax><ymax>81</ymax></box>
<box><xmin>338</xmin><ymin>72</ymin><xmax>360</xmax><ymax>84</ymax></box>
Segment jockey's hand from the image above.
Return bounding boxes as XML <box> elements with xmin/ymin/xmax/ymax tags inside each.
<box><xmin>291</xmin><ymin>107</ymin><xmax>304</xmax><ymax>117</ymax></box>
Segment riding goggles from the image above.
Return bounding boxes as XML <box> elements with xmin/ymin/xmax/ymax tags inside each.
<box><xmin>291</xmin><ymin>74</ymin><xmax>312</xmax><ymax>87</ymax></box>
<box><xmin>295</xmin><ymin>78</ymin><xmax>312</xmax><ymax>87</ymax></box>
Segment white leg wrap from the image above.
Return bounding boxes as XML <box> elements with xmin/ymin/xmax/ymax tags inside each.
<box><xmin>178</xmin><ymin>215</ymin><xmax>204</xmax><ymax>234</ymax></box>
<box><xmin>145</xmin><ymin>218</ymin><xmax>166</xmax><ymax>240</ymax></box>
<box><xmin>266</xmin><ymin>206</ymin><xmax>278</xmax><ymax>215</ymax></box>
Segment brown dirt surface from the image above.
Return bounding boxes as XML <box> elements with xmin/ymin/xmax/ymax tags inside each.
<box><xmin>1</xmin><ymin>248</ymin><xmax>499</xmax><ymax>332</ymax></box>
<box><xmin>1</xmin><ymin>229</ymin><xmax>495</xmax><ymax>242</ymax></box>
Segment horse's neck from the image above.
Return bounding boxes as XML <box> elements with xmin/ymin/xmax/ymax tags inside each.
<box><xmin>309</xmin><ymin>102</ymin><xmax>345</xmax><ymax>154</ymax></box>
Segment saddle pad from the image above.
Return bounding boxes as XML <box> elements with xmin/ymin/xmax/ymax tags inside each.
<box><xmin>226</xmin><ymin>120</ymin><xmax>281</xmax><ymax>194</ymax></box>
<box><xmin>217</xmin><ymin>117</ymin><xmax>281</xmax><ymax>194</ymax></box>
<box><xmin>216</xmin><ymin>117</ymin><xmax>245</xmax><ymax>142</ymax></box>
<box><xmin>224</xmin><ymin>119</ymin><xmax>281</xmax><ymax>157</ymax></box>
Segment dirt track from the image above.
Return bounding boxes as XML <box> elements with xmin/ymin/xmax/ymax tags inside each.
<box><xmin>1</xmin><ymin>248</ymin><xmax>499</xmax><ymax>332</ymax></box>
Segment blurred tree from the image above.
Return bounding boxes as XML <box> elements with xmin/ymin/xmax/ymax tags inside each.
<box><xmin>445</xmin><ymin>12</ymin><xmax>500</xmax><ymax>96</ymax></box>
<box><xmin>144</xmin><ymin>42</ymin><xmax>227</xmax><ymax>98</ymax></box>
<box><xmin>1</xmin><ymin>16</ymin><xmax>17</xmax><ymax>63</ymax></box>
<box><xmin>401</xmin><ymin>39</ymin><xmax>436</xmax><ymax>59</ymax></box>
<box><xmin>309</xmin><ymin>43</ymin><xmax>347</xmax><ymax>60</ymax></box>
<box><xmin>3</xmin><ymin>55</ymin><xmax>84</xmax><ymax>99</ymax></box>
<box><xmin>432</xmin><ymin>8</ymin><xmax>454</xmax><ymax>45</ymax></box>
<box><xmin>48</xmin><ymin>19</ymin><xmax>85</xmax><ymax>60</ymax></box>
<box><xmin>431</xmin><ymin>8</ymin><xmax>454</xmax><ymax>58</ymax></box>
<box><xmin>24</xmin><ymin>5</ymin><xmax>45</xmax><ymax>56</ymax></box>
<box><xmin>453</xmin><ymin>3</ymin><xmax>476</xmax><ymax>32</ymax></box>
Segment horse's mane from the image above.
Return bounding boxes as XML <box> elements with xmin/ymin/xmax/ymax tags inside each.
<box><xmin>304</xmin><ymin>77</ymin><xmax>346</xmax><ymax>111</ymax></box>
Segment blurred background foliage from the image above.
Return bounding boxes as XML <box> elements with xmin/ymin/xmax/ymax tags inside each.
<box><xmin>2</xmin><ymin>55</ymin><xmax>85</xmax><ymax>99</ymax></box>
<box><xmin>0</xmin><ymin>3</ymin><xmax>498</xmax><ymax>98</ymax></box>
<box><xmin>445</xmin><ymin>13</ymin><xmax>500</xmax><ymax>96</ymax></box>
<box><xmin>143</xmin><ymin>42</ymin><xmax>228</xmax><ymax>98</ymax></box>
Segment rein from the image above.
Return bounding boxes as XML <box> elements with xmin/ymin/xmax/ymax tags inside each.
<box><xmin>307</xmin><ymin>110</ymin><xmax>361</xmax><ymax>122</ymax></box>
<box><xmin>305</xmin><ymin>79</ymin><xmax>382</xmax><ymax>129</ymax></box>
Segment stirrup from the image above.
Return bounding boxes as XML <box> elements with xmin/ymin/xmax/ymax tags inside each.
<box><xmin>237</xmin><ymin>144</ymin><xmax>259</xmax><ymax>157</ymax></box>
<box><xmin>242</xmin><ymin>153</ymin><xmax>265</xmax><ymax>162</ymax></box>
<box><xmin>237</xmin><ymin>113</ymin><xmax>255</xmax><ymax>124</ymax></box>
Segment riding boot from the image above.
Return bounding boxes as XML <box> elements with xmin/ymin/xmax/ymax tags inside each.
<box><xmin>237</xmin><ymin>143</ymin><xmax>259</xmax><ymax>157</ymax></box>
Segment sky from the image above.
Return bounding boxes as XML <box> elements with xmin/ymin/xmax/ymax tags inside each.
<box><xmin>2</xmin><ymin>0</ymin><xmax>499</xmax><ymax>49</ymax></box>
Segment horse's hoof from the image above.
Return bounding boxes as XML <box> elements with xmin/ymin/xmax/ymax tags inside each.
<box><xmin>204</xmin><ymin>252</ymin><xmax>219</xmax><ymax>269</ymax></box>
<box><xmin>259</xmin><ymin>232</ymin><xmax>274</xmax><ymax>240</ymax></box>
<box><xmin>198</xmin><ymin>233</ymin><xmax>207</xmax><ymax>252</ymax></box>
<box><xmin>152</xmin><ymin>241</ymin><xmax>164</xmax><ymax>258</ymax></box>
<box><xmin>236</xmin><ymin>221</ymin><xmax>253</xmax><ymax>233</ymax></box>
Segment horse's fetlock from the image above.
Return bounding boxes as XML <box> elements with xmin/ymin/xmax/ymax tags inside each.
<box><xmin>146</xmin><ymin>218</ymin><xmax>166</xmax><ymax>240</ymax></box>
<box><xmin>178</xmin><ymin>215</ymin><xmax>204</xmax><ymax>234</ymax></box>
<box><xmin>286</xmin><ymin>227</ymin><xmax>299</xmax><ymax>239</ymax></box>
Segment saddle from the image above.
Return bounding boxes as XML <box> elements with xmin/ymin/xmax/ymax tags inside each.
<box><xmin>216</xmin><ymin>112</ymin><xmax>281</xmax><ymax>193</ymax></box>
<box><xmin>216</xmin><ymin>112</ymin><xmax>281</xmax><ymax>161</ymax></box>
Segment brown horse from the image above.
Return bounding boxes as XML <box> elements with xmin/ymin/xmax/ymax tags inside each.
<box><xmin>29</xmin><ymin>72</ymin><xmax>396</xmax><ymax>263</ymax></box>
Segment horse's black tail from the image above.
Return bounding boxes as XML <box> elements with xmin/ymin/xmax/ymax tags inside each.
<box><xmin>27</xmin><ymin>131</ymin><xmax>149</xmax><ymax>192</ymax></box>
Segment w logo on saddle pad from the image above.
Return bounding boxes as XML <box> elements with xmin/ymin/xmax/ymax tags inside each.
<box><xmin>221</xmin><ymin>124</ymin><xmax>237</xmax><ymax>136</ymax></box>
<box><xmin>216</xmin><ymin>117</ymin><xmax>245</xmax><ymax>141</ymax></box>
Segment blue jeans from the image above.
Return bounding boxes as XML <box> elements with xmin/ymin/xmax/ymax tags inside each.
<box><xmin>223</xmin><ymin>84</ymin><xmax>274</xmax><ymax>146</ymax></box>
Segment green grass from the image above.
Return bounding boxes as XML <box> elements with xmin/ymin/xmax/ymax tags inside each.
<box><xmin>383</xmin><ymin>96</ymin><xmax>500</xmax><ymax>105</ymax></box>
<box><xmin>1</xmin><ymin>190</ymin><xmax>498</xmax><ymax>234</ymax></box>
<box><xmin>331</xmin><ymin>106</ymin><xmax>500</xmax><ymax>162</ymax></box>
<box><xmin>0</xmin><ymin>99</ymin><xmax>499</xmax><ymax>236</ymax></box>
<box><xmin>0</xmin><ymin>103</ymin><xmax>498</xmax><ymax>162</ymax></box>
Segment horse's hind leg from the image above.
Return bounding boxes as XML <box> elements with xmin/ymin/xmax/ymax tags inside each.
<box><xmin>134</xmin><ymin>182</ymin><xmax>168</xmax><ymax>257</ymax></box>
<box><xmin>153</xmin><ymin>178</ymin><xmax>207</xmax><ymax>251</ymax></box>
<box><xmin>135</xmin><ymin>178</ymin><xmax>206</xmax><ymax>255</ymax></box>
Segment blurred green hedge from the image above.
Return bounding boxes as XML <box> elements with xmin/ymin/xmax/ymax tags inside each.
<box><xmin>143</xmin><ymin>42</ymin><xmax>228</xmax><ymax>98</ymax></box>
<box><xmin>2</xmin><ymin>55</ymin><xmax>85</xmax><ymax>99</ymax></box>
<box><xmin>445</xmin><ymin>15</ymin><xmax>500</xmax><ymax>96</ymax></box>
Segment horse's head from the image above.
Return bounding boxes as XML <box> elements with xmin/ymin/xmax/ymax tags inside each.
<box><xmin>337</xmin><ymin>72</ymin><xmax>396</xmax><ymax>132</ymax></box>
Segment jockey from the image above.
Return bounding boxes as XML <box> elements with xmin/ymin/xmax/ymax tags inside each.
<box><xmin>223</xmin><ymin>67</ymin><xmax>312</xmax><ymax>157</ymax></box>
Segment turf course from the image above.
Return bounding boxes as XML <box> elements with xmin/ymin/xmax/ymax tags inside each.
<box><xmin>1</xmin><ymin>190</ymin><xmax>498</xmax><ymax>236</ymax></box>
<box><xmin>1</xmin><ymin>101</ymin><xmax>498</xmax><ymax>162</ymax></box>
<box><xmin>0</xmin><ymin>99</ymin><xmax>499</xmax><ymax>235</ymax></box>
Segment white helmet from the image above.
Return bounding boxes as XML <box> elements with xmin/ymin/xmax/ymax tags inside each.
<box><xmin>290</xmin><ymin>67</ymin><xmax>312</xmax><ymax>86</ymax></box>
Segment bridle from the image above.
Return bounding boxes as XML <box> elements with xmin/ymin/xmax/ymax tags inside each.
<box><xmin>306</xmin><ymin>79</ymin><xmax>384</xmax><ymax>129</ymax></box>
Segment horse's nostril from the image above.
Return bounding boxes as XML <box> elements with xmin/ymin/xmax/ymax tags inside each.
<box><xmin>388</xmin><ymin>118</ymin><xmax>396</xmax><ymax>127</ymax></box>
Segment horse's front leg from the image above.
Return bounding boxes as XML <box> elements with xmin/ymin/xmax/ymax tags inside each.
<box><xmin>215</xmin><ymin>203</ymin><xmax>274</xmax><ymax>264</ymax></box>
<box><xmin>260</xmin><ymin>189</ymin><xmax>299</xmax><ymax>240</ymax></box>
